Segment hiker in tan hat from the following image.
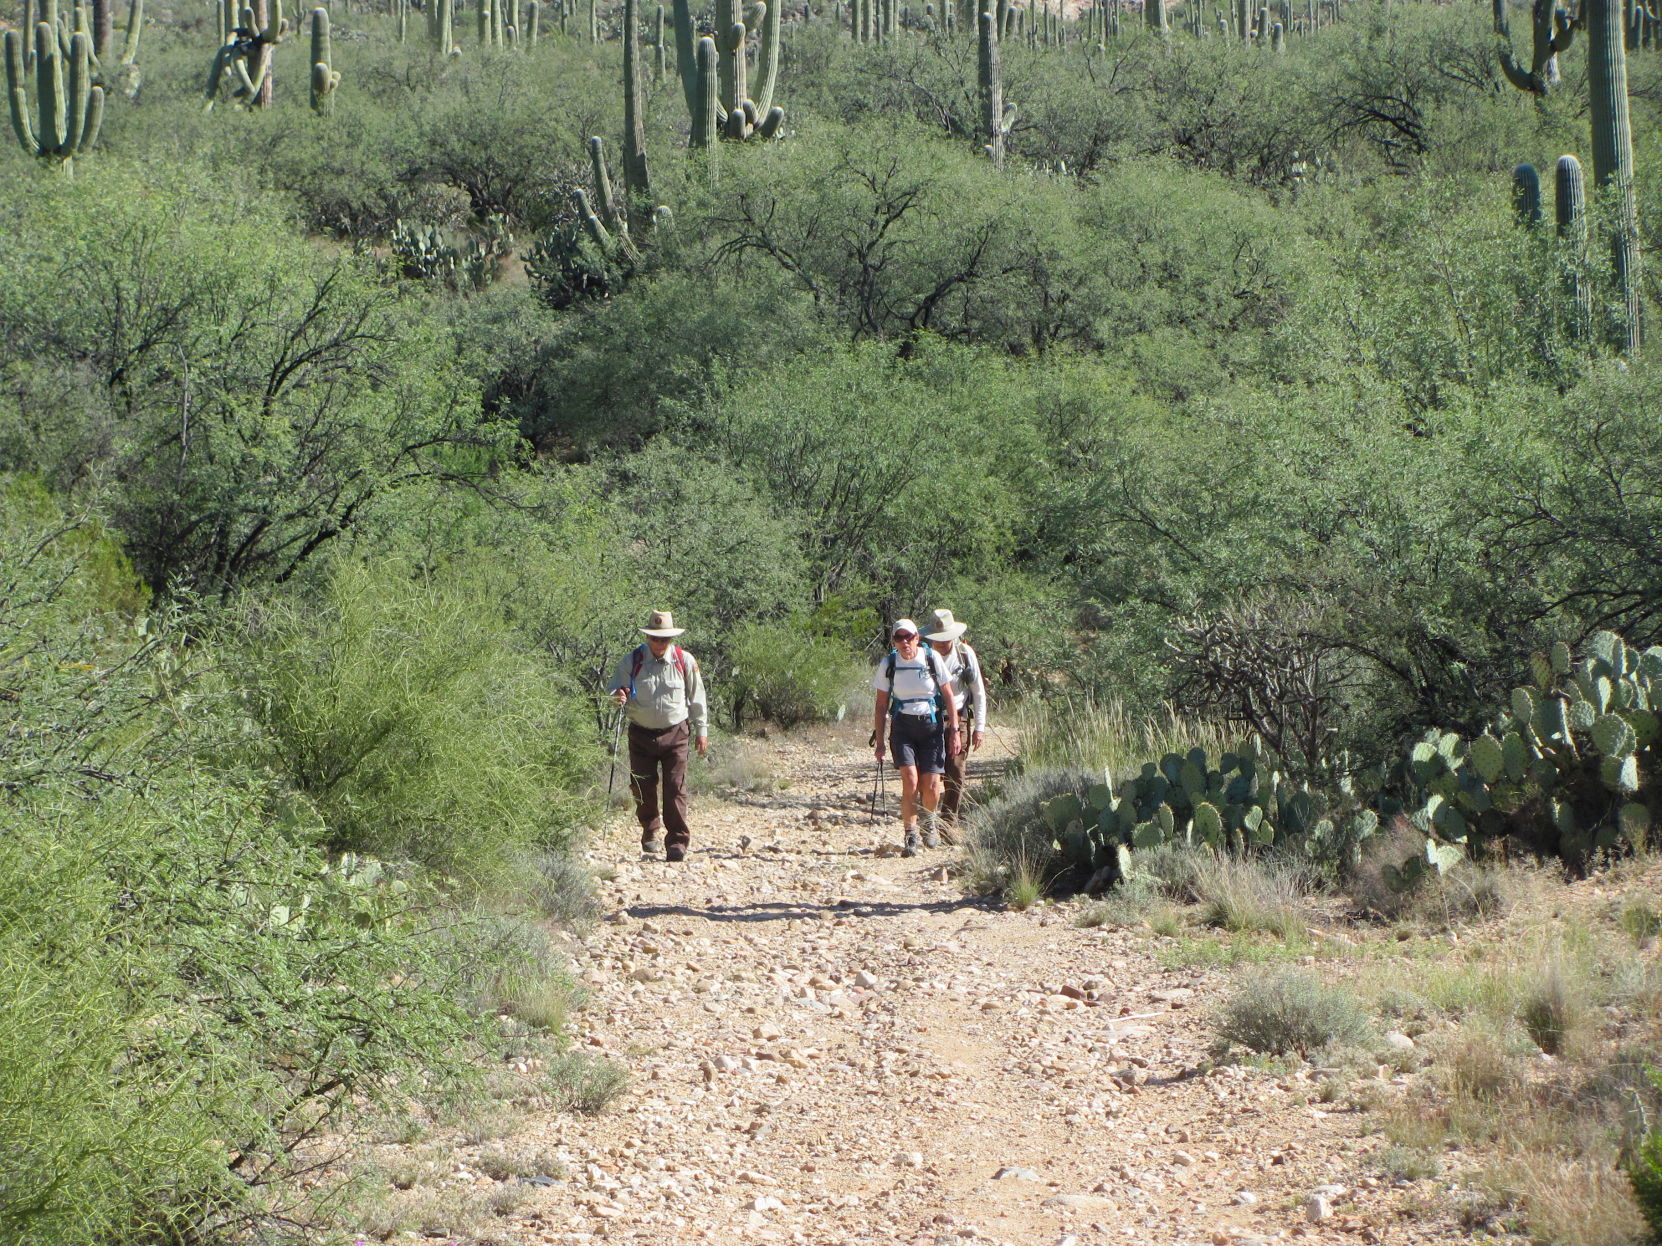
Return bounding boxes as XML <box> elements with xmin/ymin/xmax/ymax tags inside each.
<box><xmin>607</xmin><ymin>610</ymin><xmax>709</xmax><ymax>862</ymax></box>
<box><xmin>872</xmin><ymin>618</ymin><xmax>961</xmax><ymax>857</ymax></box>
<box><xmin>923</xmin><ymin>608</ymin><xmax>989</xmax><ymax>831</ymax></box>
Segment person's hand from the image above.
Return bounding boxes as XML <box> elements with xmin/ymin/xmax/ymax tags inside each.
<box><xmin>696</xmin><ymin>736</ymin><xmax>709</xmax><ymax>758</ymax></box>
<box><xmin>611</xmin><ymin>687</ymin><xmax>629</xmax><ymax>706</ymax></box>
<box><xmin>971</xmin><ymin>729</ymin><xmax>984</xmax><ymax>753</ymax></box>
<box><xmin>874</xmin><ymin>738</ymin><xmax>885</xmax><ymax>762</ymax></box>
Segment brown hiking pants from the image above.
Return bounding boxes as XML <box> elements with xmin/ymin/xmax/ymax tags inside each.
<box><xmin>941</xmin><ymin>710</ymin><xmax>975</xmax><ymax>824</ymax></box>
<box><xmin>628</xmin><ymin>720</ymin><xmax>691</xmax><ymax>848</ymax></box>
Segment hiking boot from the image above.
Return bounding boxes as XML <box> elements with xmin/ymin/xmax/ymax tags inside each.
<box><xmin>901</xmin><ymin>829</ymin><xmax>922</xmax><ymax>858</ymax></box>
<box><xmin>641</xmin><ymin>831</ymin><xmax>662</xmax><ymax>854</ymax></box>
<box><xmin>920</xmin><ymin>825</ymin><xmax>940</xmax><ymax>849</ymax></box>
<box><xmin>665</xmin><ymin>843</ymin><xmax>686</xmax><ymax>863</ymax></box>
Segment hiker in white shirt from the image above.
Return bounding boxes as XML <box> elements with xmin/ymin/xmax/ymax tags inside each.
<box><xmin>872</xmin><ymin>619</ymin><xmax>961</xmax><ymax>858</ymax></box>
<box><xmin>923</xmin><ymin>608</ymin><xmax>988</xmax><ymax>834</ymax></box>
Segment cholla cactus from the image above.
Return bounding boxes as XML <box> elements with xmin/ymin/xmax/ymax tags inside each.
<box><xmin>3</xmin><ymin>19</ymin><xmax>103</xmax><ymax>170</ymax></box>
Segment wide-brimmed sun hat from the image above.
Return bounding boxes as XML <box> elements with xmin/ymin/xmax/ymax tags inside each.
<box><xmin>891</xmin><ymin>618</ymin><xmax>920</xmax><ymax>639</ymax></box>
<box><xmin>640</xmin><ymin>609</ymin><xmax>686</xmax><ymax>638</ymax></box>
<box><xmin>923</xmin><ymin>608</ymin><xmax>968</xmax><ymax>642</ymax></box>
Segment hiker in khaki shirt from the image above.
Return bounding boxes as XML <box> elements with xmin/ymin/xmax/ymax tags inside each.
<box><xmin>607</xmin><ymin>609</ymin><xmax>709</xmax><ymax>862</ymax></box>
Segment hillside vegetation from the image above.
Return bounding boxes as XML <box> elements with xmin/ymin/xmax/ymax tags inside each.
<box><xmin>2</xmin><ymin>0</ymin><xmax>1662</xmax><ymax>1238</ymax></box>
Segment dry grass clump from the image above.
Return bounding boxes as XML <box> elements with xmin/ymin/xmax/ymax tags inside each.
<box><xmin>1518</xmin><ymin>960</ymin><xmax>1591</xmax><ymax>1057</ymax></box>
<box><xmin>1191</xmin><ymin>851</ymin><xmax>1312</xmax><ymax>939</ymax></box>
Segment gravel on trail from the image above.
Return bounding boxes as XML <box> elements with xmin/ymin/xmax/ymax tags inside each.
<box><xmin>482</xmin><ymin>722</ymin><xmax>1458</xmax><ymax>1246</ymax></box>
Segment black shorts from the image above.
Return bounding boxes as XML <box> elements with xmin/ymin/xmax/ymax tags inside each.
<box><xmin>889</xmin><ymin>713</ymin><xmax>946</xmax><ymax>775</ymax></box>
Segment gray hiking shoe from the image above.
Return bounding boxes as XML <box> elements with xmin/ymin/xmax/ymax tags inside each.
<box><xmin>902</xmin><ymin>829</ymin><xmax>922</xmax><ymax>858</ymax></box>
<box><xmin>641</xmin><ymin>831</ymin><xmax>662</xmax><ymax>854</ymax></box>
<box><xmin>920</xmin><ymin>824</ymin><xmax>940</xmax><ymax>850</ymax></box>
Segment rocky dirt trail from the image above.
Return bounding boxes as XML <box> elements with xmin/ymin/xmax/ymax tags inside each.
<box><xmin>492</xmin><ymin>721</ymin><xmax>1438</xmax><ymax>1246</ymax></box>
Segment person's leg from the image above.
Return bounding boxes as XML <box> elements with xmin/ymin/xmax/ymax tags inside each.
<box><xmin>628</xmin><ymin>725</ymin><xmax>662</xmax><ymax>849</ymax></box>
<box><xmin>940</xmin><ymin>723</ymin><xmax>966</xmax><ymax>824</ymax></box>
<box><xmin>914</xmin><ymin>719</ymin><xmax>949</xmax><ymax>847</ymax></box>
<box><xmin>897</xmin><ymin>765</ymin><xmax>920</xmax><ymax>828</ymax></box>
<box><xmin>659</xmin><ymin>722</ymin><xmax>692</xmax><ymax>858</ymax></box>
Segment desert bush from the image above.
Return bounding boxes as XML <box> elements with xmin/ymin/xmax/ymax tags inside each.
<box><xmin>0</xmin><ymin>490</ymin><xmax>599</xmax><ymax>1241</ymax></box>
<box><xmin>962</xmin><ymin>768</ymin><xmax>1082</xmax><ymax>896</ymax></box>
<box><xmin>239</xmin><ymin>555</ymin><xmax>599</xmax><ymax>890</ymax></box>
<box><xmin>727</xmin><ymin>619</ymin><xmax>862</xmax><ymax>729</ymax></box>
<box><xmin>1215</xmin><ymin>969</ymin><xmax>1371</xmax><ymax>1057</ymax></box>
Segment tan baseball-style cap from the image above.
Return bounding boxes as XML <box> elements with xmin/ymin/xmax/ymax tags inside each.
<box><xmin>640</xmin><ymin>609</ymin><xmax>686</xmax><ymax>638</ymax></box>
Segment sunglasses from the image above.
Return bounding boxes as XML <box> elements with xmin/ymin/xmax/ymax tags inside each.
<box><xmin>893</xmin><ymin>632</ymin><xmax>917</xmax><ymax>641</ymax></box>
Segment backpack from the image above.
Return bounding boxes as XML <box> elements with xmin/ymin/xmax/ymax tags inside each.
<box><xmin>630</xmin><ymin>644</ymin><xmax>694</xmax><ymax>700</ymax></box>
<box><xmin>883</xmin><ymin>647</ymin><xmax>945</xmax><ymax>722</ymax></box>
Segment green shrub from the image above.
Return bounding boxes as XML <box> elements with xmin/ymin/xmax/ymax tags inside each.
<box><xmin>1629</xmin><ymin>1127</ymin><xmax>1662</xmax><ymax>1244</ymax></box>
<box><xmin>240</xmin><ymin>556</ymin><xmax>600</xmax><ymax>890</ymax></box>
<box><xmin>727</xmin><ymin>619</ymin><xmax>860</xmax><ymax>729</ymax></box>
<box><xmin>1215</xmin><ymin>969</ymin><xmax>1371</xmax><ymax>1057</ymax></box>
<box><xmin>0</xmin><ymin>492</ymin><xmax>590</xmax><ymax>1241</ymax></box>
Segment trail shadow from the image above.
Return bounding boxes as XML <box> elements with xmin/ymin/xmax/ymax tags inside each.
<box><xmin>624</xmin><ymin>894</ymin><xmax>1002</xmax><ymax>923</ymax></box>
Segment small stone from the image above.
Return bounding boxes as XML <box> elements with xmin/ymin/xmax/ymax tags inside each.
<box><xmin>711</xmin><ymin>1054</ymin><xmax>741</xmax><ymax>1072</ymax></box>
<box><xmin>1306</xmin><ymin>1194</ymin><xmax>1333</xmax><ymax>1222</ymax></box>
<box><xmin>606</xmin><ymin>910</ymin><xmax>630</xmax><ymax>925</ymax></box>
<box><xmin>898</xmin><ymin>1151</ymin><xmax>925</xmax><ymax>1168</ymax></box>
<box><xmin>1041</xmin><ymin>1194</ymin><xmax>1115</xmax><ymax>1212</ymax></box>
<box><xmin>854</xmin><ymin>971</ymin><xmax>881</xmax><ymax>989</ymax></box>
<box><xmin>754</xmin><ymin>1022</ymin><xmax>783</xmax><ymax>1040</ymax></box>
<box><xmin>1233</xmin><ymin>1190</ymin><xmax>1259</xmax><ymax>1205</ymax></box>
<box><xmin>993</xmin><ymin>1166</ymin><xmax>1043</xmax><ymax>1182</ymax></box>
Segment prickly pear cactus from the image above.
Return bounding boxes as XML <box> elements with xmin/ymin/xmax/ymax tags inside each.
<box><xmin>1040</xmin><ymin>737</ymin><xmax>1381</xmax><ymax>892</ymax></box>
<box><xmin>1397</xmin><ymin>630</ymin><xmax>1659</xmax><ymax>876</ymax></box>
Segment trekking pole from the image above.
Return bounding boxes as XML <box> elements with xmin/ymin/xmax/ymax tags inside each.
<box><xmin>608</xmin><ymin>704</ymin><xmax>624</xmax><ymax>800</ymax></box>
<box><xmin>868</xmin><ymin>757</ymin><xmax>881</xmax><ymax>826</ymax></box>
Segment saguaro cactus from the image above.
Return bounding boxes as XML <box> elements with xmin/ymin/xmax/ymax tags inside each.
<box><xmin>429</xmin><ymin>0</ymin><xmax>455</xmax><ymax>51</ymax></box>
<box><xmin>4</xmin><ymin>21</ymin><xmax>103</xmax><ymax>169</ymax></box>
<box><xmin>204</xmin><ymin>0</ymin><xmax>288</xmax><ymax>108</ymax></box>
<box><xmin>677</xmin><ymin>0</ymin><xmax>782</xmax><ymax>144</ymax></box>
<box><xmin>622</xmin><ymin>0</ymin><xmax>653</xmax><ymax>215</ymax></box>
<box><xmin>978</xmin><ymin>8</ymin><xmax>1013</xmax><ymax>166</ymax></box>
<box><xmin>1494</xmin><ymin>0</ymin><xmax>1576</xmax><ymax>96</ymax></box>
<box><xmin>1586</xmin><ymin>0</ymin><xmax>1641</xmax><ymax>354</ymax></box>
<box><xmin>1556</xmin><ymin>154</ymin><xmax>1593</xmax><ymax>341</ymax></box>
<box><xmin>308</xmin><ymin>7</ymin><xmax>338</xmax><ymax>112</ymax></box>
<box><xmin>1145</xmin><ymin>0</ymin><xmax>1167</xmax><ymax>32</ymax></box>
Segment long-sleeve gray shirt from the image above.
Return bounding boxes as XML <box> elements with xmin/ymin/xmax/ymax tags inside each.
<box><xmin>937</xmin><ymin>640</ymin><xmax>990</xmax><ymax>727</ymax></box>
<box><xmin>607</xmin><ymin>645</ymin><xmax>709</xmax><ymax>739</ymax></box>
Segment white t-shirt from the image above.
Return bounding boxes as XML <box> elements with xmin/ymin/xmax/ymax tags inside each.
<box><xmin>873</xmin><ymin>648</ymin><xmax>950</xmax><ymax>717</ymax></box>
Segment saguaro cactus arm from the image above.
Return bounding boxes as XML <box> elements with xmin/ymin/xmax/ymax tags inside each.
<box><xmin>1494</xmin><ymin>0</ymin><xmax>1576</xmax><ymax>95</ymax></box>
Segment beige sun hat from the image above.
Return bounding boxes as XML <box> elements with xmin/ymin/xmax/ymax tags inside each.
<box><xmin>922</xmin><ymin>608</ymin><xmax>968</xmax><ymax>642</ymax></box>
<box><xmin>640</xmin><ymin>609</ymin><xmax>686</xmax><ymax>638</ymax></box>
